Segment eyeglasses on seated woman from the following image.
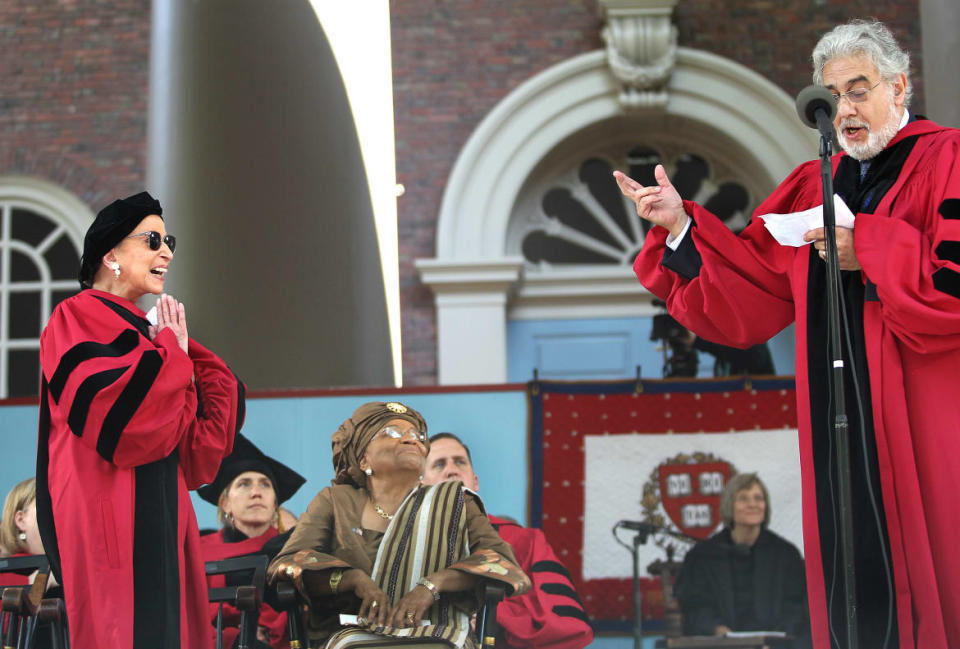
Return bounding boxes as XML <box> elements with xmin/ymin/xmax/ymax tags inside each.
<box><xmin>268</xmin><ymin>401</ymin><xmax>530</xmax><ymax>649</ymax></box>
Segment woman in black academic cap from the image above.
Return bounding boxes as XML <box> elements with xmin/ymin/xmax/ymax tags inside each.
<box><xmin>199</xmin><ymin>434</ymin><xmax>306</xmax><ymax>649</ymax></box>
<box><xmin>36</xmin><ymin>191</ymin><xmax>245</xmax><ymax>649</ymax></box>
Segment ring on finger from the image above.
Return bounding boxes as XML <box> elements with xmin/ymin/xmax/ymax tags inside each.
<box><xmin>370</xmin><ymin>600</ymin><xmax>379</xmax><ymax>608</ymax></box>
<box><xmin>406</xmin><ymin>612</ymin><xmax>415</xmax><ymax>621</ymax></box>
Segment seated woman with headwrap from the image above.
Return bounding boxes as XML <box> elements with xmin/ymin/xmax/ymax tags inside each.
<box><xmin>268</xmin><ymin>401</ymin><xmax>530</xmax><ymax>649</ymax></box>
<box><xmin>199</xmin><ymin>434</ymin><xmax>307</xmax><ymax>649</ymax></box>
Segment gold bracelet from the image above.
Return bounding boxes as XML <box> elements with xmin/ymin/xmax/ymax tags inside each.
<box><xmin>329</xmin><ymin>568</ymin><xmax>344</xmax><ymax>595</ymax></box>
<box><xmin>417</xmin><ymin>576</ymin><xmax>441</xmax><ymax>601</ymax></box>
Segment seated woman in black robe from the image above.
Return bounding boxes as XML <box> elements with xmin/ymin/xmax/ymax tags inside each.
<box><xmin>675</xmin><ymin>472</ymin><xmax>811</xmax><ymax>648</ymax></box>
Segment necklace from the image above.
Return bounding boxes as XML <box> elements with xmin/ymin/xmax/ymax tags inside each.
<box><xmin>372</xmin><ymin>501</ymin><xmax>394</xmax><ymax>520</ymax></box>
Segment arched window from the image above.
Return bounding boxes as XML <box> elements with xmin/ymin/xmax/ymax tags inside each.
<box><xmin>0</xmin><ymin>179</ymin><xmax>91</xmax><ymax>398</ymax></box>
<box><xmin>513</xmin><ymin>149</ymin><xmax>751</xmax><ymax>267</ymax></box>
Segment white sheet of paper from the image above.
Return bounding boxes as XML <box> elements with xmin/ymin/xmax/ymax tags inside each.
<box><xmin>339</xmin><ymin>614</ymin><xmax>431</xmax><ymax>627</ymax></box>
<box><xmin>145</xmin><ymin>306</ymin><xmax>158</xmax><ymax>326</ymax></box>
<box><xmin>726</xmin><ymin>631</ymin><xmax>787</xmax><ymax>638</ymax></box>
<box><xmin>758</xmin><ymin>194</ymin><xmax>855</xmax><ymax>247</ymax></box>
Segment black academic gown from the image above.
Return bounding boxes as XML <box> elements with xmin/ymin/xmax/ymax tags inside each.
<box><xmin>675</xmin><ymin>528</ymin><xmax>811</xmax><ymax>648</ymax></box>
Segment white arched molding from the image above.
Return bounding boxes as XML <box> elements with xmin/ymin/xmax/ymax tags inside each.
<box><xmin>0</xmin><ymin>177</ymin><xmax>93</xmax><ymax>396</ymax></box>
<box><xmin>416</xmin><ymin>48</ymin><xmax>817</xmax><ymax>385</ymax></box>
<box><xmin>0</xmin><ymin>177</ymin><xmax>94</xmax><ymax>250</ymax></box>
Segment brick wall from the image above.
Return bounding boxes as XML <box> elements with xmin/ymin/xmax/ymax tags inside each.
<box><xmin>391</xmin><ymin>0</ymin><xmax>605</xmax><ymax>384</ymax></box>
<box><xmin>391</xmin><ymin>0</ymin><xmax>922</xmax><ymax>385</ymax></box>
<box><xmin>1</xmin><ymin>1</ymin><xmax>152</xmax><ymax>209</ymax></box>
<box><xmin>1</xmin><ymin>1</ymin><xmax>924</xmax><ymax>386</ymax></box>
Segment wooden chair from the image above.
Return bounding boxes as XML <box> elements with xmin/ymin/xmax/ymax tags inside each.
<box><xmin>271</xmin><ymin>576</ymin><xmax>508</xmax><ymax>649</ymax></box>
<box><xmin>0</xmin><ymin>554</ymin><xmax>69</xmax><ymax>649</ymax></box>
<box><xmin>206</xmin><ymin>554</ymin><xmax>269</xmax><ymax>649</ymax></box>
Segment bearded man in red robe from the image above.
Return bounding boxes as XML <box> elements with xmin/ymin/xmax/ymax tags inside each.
<box><xmin>616</xmin><ymin>19</ymin><xmax>960</xmax><ymax>649</ymax></box>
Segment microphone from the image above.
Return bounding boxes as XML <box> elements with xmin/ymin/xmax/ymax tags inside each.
<box><xmin>617</xmin><ymin>520</ymin><xmax>659</xmax><ymax>534</ymax></box>
<box><xmin>795</xmin><ymin>85</ymin><xmax>837</xmax><ymax>140</ymax></box>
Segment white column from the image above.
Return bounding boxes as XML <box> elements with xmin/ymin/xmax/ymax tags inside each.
<box><xmin>921</xmin><ymin>0</ymin><xmax>960</xmax><ymax>128</ymax></box>
<box><xmin>416</xmin><ymin>258</ymin><xmax>524</xmax><ymax>385</ymax></box>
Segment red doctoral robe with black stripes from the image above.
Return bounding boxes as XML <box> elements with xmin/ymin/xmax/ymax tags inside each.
<box><xmin>201</xmin><ymin>528</ymin><xmax>289</xmax><ymax>649</ymax></box>
<box><xmin>633</xmin><ymin>119</ymin><xmax>960</xmax><ymax>649</ymax></box>
<box><xmin>489</xmin><ymin>515</ymin><xmax>593</xmax><ymax>649</ymax></box>
<box><xmin>36</xmin><ymin>289</ymin><xmax>244</xmax><ymax>649</ymax></box>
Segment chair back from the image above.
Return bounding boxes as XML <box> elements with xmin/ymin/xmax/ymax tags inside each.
<box><xmin>205</xmin><ymin>554</ymin><xmax>269</xmax><ymax>649</ymax></box>
<box><xmin>0</xmin><ymin>554</ymin><xmax>68</xmax><ymax>649</ymax></box>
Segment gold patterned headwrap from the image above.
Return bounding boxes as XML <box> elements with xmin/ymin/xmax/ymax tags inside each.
<box><xmin>331</xmin><ymin>401</ymin><xmax>429</xmax><ymax>487</ymax></box>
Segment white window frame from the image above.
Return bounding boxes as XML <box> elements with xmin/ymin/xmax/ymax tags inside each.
<box><xmin>0</xmin><ymin>177</ymin><xmax>93</xmax><ymax>398</ymax></box>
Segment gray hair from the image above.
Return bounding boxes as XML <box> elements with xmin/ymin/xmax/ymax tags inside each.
<box><xmin>719</xmin><ymin>472</ymin><xmax>771</xmax><ymax>529</ymax></box>
<box><xmin>811</xmin><ymin>19</ymin><xmax>912</xmax><ymax>107</ymax></box>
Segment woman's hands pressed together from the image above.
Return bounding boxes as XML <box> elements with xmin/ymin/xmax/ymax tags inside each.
<box><xmin>149</xmin><ymin>293</ymin><xmax>188</xmax><ymax>353</ymax></box>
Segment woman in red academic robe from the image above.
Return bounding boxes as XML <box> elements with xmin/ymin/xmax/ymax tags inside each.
<box><xmin>199</xmin><ymin>434</ymin><xmax>306</xmax><ymax>649</ymax></box>
<box><xmin>36</xmin><ymin>192</ymin><xmax>245</xmax><ymax>649</ymax></box>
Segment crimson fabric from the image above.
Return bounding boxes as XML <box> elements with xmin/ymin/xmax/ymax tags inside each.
<box><xmin>201</xmin><ymin>528</ymin><xmax>289</xmax><ymax>649</ymax></box>
<box><xmin>37</xmin><ymin>289</ymin><xmax>243</xmax><ymax>649</ymax></box>
<box><xmin>633</xmin><ymin>119</ymin><xmax>960</xmax><ymax>649</ymax></box>
<box><xmin>489</xmin><ymin>515</ymin><xmax>593</xmax><ymax>649</ymax></box>
<box><xmin>530</xmin><ymin>379</ymin><xmax>797</xmax><ymax>627</ymax></box>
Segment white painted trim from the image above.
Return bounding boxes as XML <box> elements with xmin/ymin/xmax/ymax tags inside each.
<box><xmin>509</xmin><ymin>266</ymin><xmax>661</xmax><ymax>320</ymax></box>
<box><xmin>0</xmin><ymin>178</ymin><xmax>90</xmax><ymax>397</ymax></box>
<box><xmin>0</xmin><ymin>177</ymin><xmax>94</xmax><ymax>250</ymax></box>
<box><xmin>416</xmin><ymin>258</ymin><xmax>524</xmax><ymax>384</ymax></box>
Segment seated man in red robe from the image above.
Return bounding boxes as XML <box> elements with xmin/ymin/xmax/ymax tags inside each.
<box><xmin>422</xmin><ymin>433</ymin><xmax>593</xmax><ymax>649</ymax></box>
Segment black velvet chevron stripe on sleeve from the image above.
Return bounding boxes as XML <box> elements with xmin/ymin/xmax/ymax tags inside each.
<box><xmin>935</xmin><ymin>241</ymin><xmax>960</xmax><ymax>265</ymax></box>
<box><xmin>552</xmin><ymin>604</ymin><xmax>591</xmax><ymax>625</ymax></box>
<box><xmin>540</xmin><ymin>582</ymin><xmax>586</xmax><ymax>607</ymax></box>
<box><xmin>67</xmin><ymin>366</ymin><xmax>130</xmax><ymax>438</ymax></box>
<box><xmin>531</xmin><ymin>559</ymin><xmax>573</xmax><ymax>580</ymax></box>
<box><xmin>939</xmin><ymin>198</ymin><xmax>960</xmax><ymax>220</ymax></box>
<box><xmin>96</xmin><ymin>350</ymin><xmax>163</xmax><ymax>463</ymax></box>
<box><xmin>48</xmin><ymin>329</ymin><xmax>140</xmax><ymax>402</ymax></box>
<box><xmin>933</xmin><ymin>267</ymin><xmax>960</xmax><ymax>299</ymax></box>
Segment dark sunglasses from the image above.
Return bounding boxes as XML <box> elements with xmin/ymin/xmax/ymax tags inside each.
<box><xmin>126</xmin><ymin>231</ymin><xmax>176</xmax><ymax>253</ymax></box>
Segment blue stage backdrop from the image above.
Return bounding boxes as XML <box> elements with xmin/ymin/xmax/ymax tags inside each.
<box><xmin>0</xmin><ymin>386</ymin><xmax>529</xmax><ymax>531</ymax></box>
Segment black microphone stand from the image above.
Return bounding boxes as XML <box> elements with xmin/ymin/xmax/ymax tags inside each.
<box><xmin>815</xmin><ymin>108</ymin><xmax>858</xmax><ymax>649</ymax></box>
<box><xmin>630</xmin><ymin>528</ymin><xmax>648</xmax><ymax>649</ymax></box>
<box><xmin>614</xmin><ymin>521</ymin><xmax>696</xmax><ymax>649</ymax></box>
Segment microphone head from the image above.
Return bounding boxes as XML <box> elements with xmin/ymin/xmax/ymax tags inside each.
<box><xmin>795</xmin><ymin>85</ymin><xmax>837</xmax><ymax>129</ymax></box>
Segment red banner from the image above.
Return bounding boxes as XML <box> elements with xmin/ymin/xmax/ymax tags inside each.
<box><xmin>529</xmin><ymin>378</ymin><xmax>798</xmax><ymax>626</ymax></box>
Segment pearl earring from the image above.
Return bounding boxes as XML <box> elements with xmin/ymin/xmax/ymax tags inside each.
<box><xmin>364</xmin><ymin>467</ymin><xmax>373</xmax><ymax>476</ymax></box>
<box><xmin>109</xmin><ymin>262</ymin><xmax>120</xmax><ymax>278</ymax></box>
<box><xmin>19</xmin><ymin>532</ymin><xmax>26</xmax><ymax>541</ymax></box>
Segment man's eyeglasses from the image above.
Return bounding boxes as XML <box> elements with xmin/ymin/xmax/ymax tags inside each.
<box><xmin>126</xmin><ymin>231</ymin><xmax>176</xmax><ymax>253</ymax></box>
<box><xmin>376</xmin><ymin>425</ymin><xmax>427</xmax><ymax>444</ymax></box>
<box><xmin>829</xmin><ymin>81</ymin><xmax>882</xmax><ymax>105</ymax></box>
